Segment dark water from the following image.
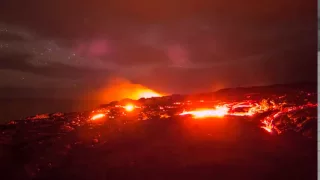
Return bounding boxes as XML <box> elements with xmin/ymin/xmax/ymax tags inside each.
<box><xmin>0</xmin><ymin>98</ymin><xmax>100</xmax><ymax>123</ymax></box>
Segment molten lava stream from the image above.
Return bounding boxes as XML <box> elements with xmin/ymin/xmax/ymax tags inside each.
<box><xmin>91</xmin><ymin>113</ymin><xmax>105</xmax><ymax>120</ymax></box>
<box><xmin>180</xmin><ymin>105</ymin><xmax>229</xmax><ymax>119</ymax></box>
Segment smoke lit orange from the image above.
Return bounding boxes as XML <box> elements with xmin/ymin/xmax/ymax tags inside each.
<box><xmin>98</xmin><ymin>78</ymin><xmax>164</xmax><ymax>101</ymax></box>
<box><xmin>136</xmin><ymin>91</ymin><xmax>162</xmax><ymax>99</ymax></box>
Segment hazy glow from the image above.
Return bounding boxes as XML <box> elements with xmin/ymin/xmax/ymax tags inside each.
<box><xmin>136</xmin><ymin>90</ymin><xmax>162</xmax><ymax>99</ymax></box>
<box><xmin>124</xmin><ymin>104</ymin><xmax>134</xmax><ymax>112</ymax></box>
<box><xmin>98</xmin><ymin>78</ymin><xmax>164</xmax><ymax>101</ymax></box>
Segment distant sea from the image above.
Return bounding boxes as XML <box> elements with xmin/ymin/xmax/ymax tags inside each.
<box><xmin>0</xmin><ymin>98</ymin><xmax>101</xmax><ymax>123</ymax></box>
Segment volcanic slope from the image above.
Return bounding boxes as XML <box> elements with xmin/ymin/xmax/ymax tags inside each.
<box><xmin>0</xmin><ymin>83</ymin><xmax>317</xmax><ymax>180</ymax></box>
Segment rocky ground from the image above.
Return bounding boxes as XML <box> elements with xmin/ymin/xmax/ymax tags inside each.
<box><xmin>0</xmin><ymin>83</ymin><xmax>317</xmax><ymax>180</ymax></box>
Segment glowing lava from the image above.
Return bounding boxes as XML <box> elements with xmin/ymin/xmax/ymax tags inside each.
<box><xmin>261</xmin><ymin>119</ymin><xmax>273</xmax><ymax>133</ymax></box>
<box><xmin>91</xmin><ymin>113</ymin><xmax>105</xmax><ymax>120</ymax></box>
<box><xmin>179</xmin><ymin>99</ymin><xmax>317</xmax><ymax>134</ymax></box>
<box><xmin>180</xmin><ymin>105</ymin><xmax>229</xmax><ymax>118</ymax></box>
<box><xmin>124</xmin><ymin>104</ymin><xmax>135</xmax><ymax>112</ymax></box>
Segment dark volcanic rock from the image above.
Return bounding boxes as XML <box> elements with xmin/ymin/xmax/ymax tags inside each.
<box><xmin>0</xmin><ymin>84</ymin><xmax>317</xmax><ymax>180</ymax></box>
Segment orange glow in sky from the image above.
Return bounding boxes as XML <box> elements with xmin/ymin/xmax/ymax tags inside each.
<box><xmin>136</xmin><ymin>90</ymin><xmax>162</xmax><ymax>99</ymax></box>
<box><xmin>97</xmin><ymin>78</ymin><xmax>164</xmax><ymax>101</ymax></box>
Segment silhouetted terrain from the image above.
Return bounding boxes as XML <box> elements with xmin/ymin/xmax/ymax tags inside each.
<box><xmin>0</xmin><ymin>82</ymin><xmax>316</xmax><ymax>123</ymax></box>
<box><xmin>0</xmin><ymin>98</ymin><xmax>100</xmax><ymax>123</ymax></box>
<box><xmin>0</xmin><ymin>83</ymin><xmax>317</xmax><ymax>180</ymax></box>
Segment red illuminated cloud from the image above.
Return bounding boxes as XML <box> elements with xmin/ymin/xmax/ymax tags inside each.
<box><xmin>74</xmin><ymin>39</ymin><xmax>112</xmax><ymax>57</ymax></box>
<box><xmin>167</xmin><ymin>44</ymin><xmax>190</xmax><ymax>67</ymax></box>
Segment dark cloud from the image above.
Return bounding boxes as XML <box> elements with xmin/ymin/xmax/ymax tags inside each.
<box><xmin>0</xmin><ymin>0</ymin><xmax>316</xmax><ymax>98</ymax></box>
<box><xmin>0</xmin><ymin>87</ymin><xmax>91</xmax><ymax>99</ymax></box>
<box><xmin>0</xmin><ymin>52</ymin><xmax>113</xmax><ymax>79</ymax></box>
<box><xmin>113</xmin><ymin>45</ymin><xmax>169</xmax><ymax>66</ymax></box>
<box><xmin>1</xmin><ymin>0</ymin><xmax>316</xmax><ymax>39</ymax></box>
<box><xmin>134</xmin><ymin>41</ymin><xmax>317</xmax><ymax>94</ymax></box>
<box><xmin>0</xmin><ymin>53</ymin><xmax>32</xmax><ymax>70</ymax></box>
<box><xmin>0</xmin><ymin>32</ymin><xmax>28</xmax><ymax>41</ymax></box>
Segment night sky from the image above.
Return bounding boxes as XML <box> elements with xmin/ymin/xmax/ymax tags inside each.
<box><xmin>0</xmin><ymin>0</ymin><xmax>317</xmax><ymax>100</ymax></box>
